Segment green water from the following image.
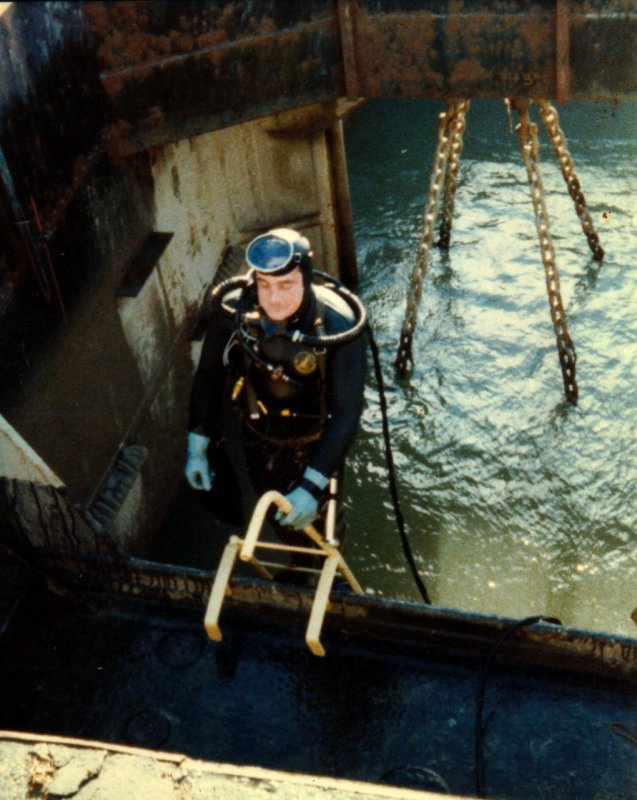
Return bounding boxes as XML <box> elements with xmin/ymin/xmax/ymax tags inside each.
<box><xmin>343</xmin><ymin>99</ymin><xmax>637</xmax><ymax>637</ymax></box>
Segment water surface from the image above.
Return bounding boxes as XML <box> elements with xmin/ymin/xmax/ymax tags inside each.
<box><xmin>343</xmin><ymin>99</ymin><xmax>637</xmax><ymax>637</ymax></box>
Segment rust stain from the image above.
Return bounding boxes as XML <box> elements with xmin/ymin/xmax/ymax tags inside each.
<box><xmin>188</xmin><ymin>223</ymin><xmax>200</xmax><ymax>258</ymax></box>
<box><xmin>100</xmin><ymin>117</ymin><xmax>134</xmax><ymax>160</ymax></box>
<box><xmin>299</xmin><ymin>54</ymin><xmax>322</xmax><ymax>74</ymax></box>
<box><xmin>356</xmin><ymin>11</ymin><xmax>443</xmax><ymax>94</ymax></box>
<box><xmin>258</xmin><ymin>16</ymin><xmax>277</xmax><ymax>36</ymax></box>
<box><xmin>520</xmin><ymin>15</ymin><xmax>551</xmax><ymax>57</ymax></box>
<box><xmin>450</xmin><ymin>58</ymin><xmax>490</xmax><ymax>87</ymax></box>
<box><xmin>171</xmin><ymin>164</ymin><xmax>181</xmax><ymax>201</ymax></box>
<box><xmin>91</xmin><ymin>5</ymin><xmax>328</xmax><ymax>88</ymax></box>
<box><xmin>86</xmin><ymin>2</ymin><xmax>281</xmax><ymax>73</ymax></box>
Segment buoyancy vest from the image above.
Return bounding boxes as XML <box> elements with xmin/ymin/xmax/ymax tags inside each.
<box><xmin>241</xmin><ymin>304</ymin><xmax>326</xmax><ymax>407</ymax></box>
<box><xmin>220</xmin><ymin>282</ymin><xmax>332</xmax><ymax>440</ymax></box>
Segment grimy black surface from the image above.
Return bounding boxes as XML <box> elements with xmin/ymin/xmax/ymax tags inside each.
<box><xmin>0</xmin><ymin>584</ymin><xmax>636</xmax><ymax>800</ymax></box>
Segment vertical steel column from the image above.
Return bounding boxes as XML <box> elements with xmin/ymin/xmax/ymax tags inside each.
<box><xmin>326</xmin><ymin>119</ymin><xmax>359</xmax><ymax>286</ymax></box>
<box><xmin>337</xmin><ymin>0</ymin><xmax>361</xmax><ymax>100</ymax></box>
<box><xmin>555</xmin><ymin>0</ymin><xmax>571</xmax><ymax>104</ymax></box>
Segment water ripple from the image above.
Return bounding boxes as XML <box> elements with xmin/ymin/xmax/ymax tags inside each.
<box><xmin>346</xmin><ymin>99</ymin><xmax>637</xmax><ymax>636</ymax></box>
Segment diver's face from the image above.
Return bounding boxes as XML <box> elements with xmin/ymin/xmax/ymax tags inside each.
<box><xmin>255</xmin><ymin>267</ymin><xmax>304</xmax><ymax>322</ymax></box>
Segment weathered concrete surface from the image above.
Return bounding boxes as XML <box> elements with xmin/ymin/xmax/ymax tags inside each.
<box><xmin>0</xmin><ymin>733</ymin><xmax>463</xmax><ymax>800</ymax></box>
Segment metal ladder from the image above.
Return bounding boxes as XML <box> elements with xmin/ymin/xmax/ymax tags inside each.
<box><xmin>204</xmin><ymin>487</ymin><xmax>363</xmax><ymax>656</ymax></box>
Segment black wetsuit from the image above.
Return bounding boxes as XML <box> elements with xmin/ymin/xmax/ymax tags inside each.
<box><xmin>188</xmin><ymin>275</ymin><xmax>366</xmax><ymax>516</ymax></box>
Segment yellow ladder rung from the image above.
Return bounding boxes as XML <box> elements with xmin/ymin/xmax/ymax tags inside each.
<box><xmin>249</xmin><ymin>541</ymin><xmax>326</xmax><ymax>556</ymax></box>
<box><xmin>244</xmin><ymin>557</ymin><xmax>274</xmax><ymax>581</ymax></box>
<box><xmin>257</xmin><ymin>561</ymin><xmax>322</xmax><ymax>574</ymax></box>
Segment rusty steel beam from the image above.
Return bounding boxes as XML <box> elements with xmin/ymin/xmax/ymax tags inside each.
<box><xmin>89</xmin><ymin>1</ymin><xmax>343</xmax><ymax>155</ymax></box>
<box><xmin>0</xmin><ymin>0</ymin><xmax>636</xmax><ymax>235</ymax></box>
<box><xmin>83</xmin><ymin>0</ymin><xmax>637</xmax><ymax>156</ymax></box>
<box><xmin>350</xmin><ymin>0</ymin><xmax>637</xmax><ymax>102</ymax></box>
<box><xmin>83</xmin><ymin>0</ymin><xmax>637</xmax><ymax>152</ymax></box>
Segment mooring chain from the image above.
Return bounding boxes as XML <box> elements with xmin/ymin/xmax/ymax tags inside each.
<box><xmin>538</xmin><ymin>100</ymin><xmax>604</xmax><ymax>262</ymax></box>
<box><xmin>514</xmin><ymin>101</ymin><xmax>578</xmax><ymax>404</ymax></box>
<box><xmin>395</xmin><ymin>100</ymin><xmax>469</xmax><ymax>377</ymax></box>
<box><xmin>438</xmin><ymin>100</ymin><xmax>470</xmax><ymax>249</ymax></box>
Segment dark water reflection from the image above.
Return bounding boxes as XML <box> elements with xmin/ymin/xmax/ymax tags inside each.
<box><xmin>343</xmin><ymin>99</ymin><xmax>637</xmax><ymax>637</ymax></box>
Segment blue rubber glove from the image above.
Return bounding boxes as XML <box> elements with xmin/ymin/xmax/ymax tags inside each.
<box><xmin>277</xmin><ymin>467</ymin><xmax>328</xmax><ymax>530</ymax></box>
<box><xmin>185</xmin><ymin>431</ymin><xmax>215</xmax><ymax>491</ymax></box>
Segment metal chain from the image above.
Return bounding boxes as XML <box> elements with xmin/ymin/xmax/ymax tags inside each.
<box><xmin>395</xmin><ymin>100</ymin><xmax>468</xmax><ymax>377</ymax></box>
<box><xmin>438</xmin><ymin>100</ymin><xmax>470</xmax><ymax>248</ymax></box>
<box><xmin>538</xmin><ymin>100</ymin><xmax>604</xmax><ymax>262</ymax></box>
<box><xmin>513</xmin><ymin>100</ymin><xmax>578</xmax><ymax>404</ymax></box>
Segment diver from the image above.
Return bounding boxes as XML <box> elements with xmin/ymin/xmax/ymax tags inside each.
<box><xmin>185</xmin><ymin>227</ymin><xmax>367</xmax><ymax>576</ymax></box>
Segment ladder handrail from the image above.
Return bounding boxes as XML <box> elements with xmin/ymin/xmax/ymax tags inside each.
<box><xmin>240</xmin><ymin>490</ymin><xmax>361</xmax><ymax>593</ymax></box>
<box><xmin>204</xmin><ymin>489</ymin><xmax>364</xmax><ymax>656</ymax></box>
<box><xmin>240</xmin><ymin>490</ymin><xmax>337</xmax><ymax>562</ymax></box>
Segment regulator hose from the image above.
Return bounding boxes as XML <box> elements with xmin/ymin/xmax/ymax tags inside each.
<box><xmin>475</xmin><ymin>615</ymin><xmax>562</xmax><ymax>798</ymax></box>
<box><xmin>212</xmin><ymin>272</ymin><xmax>367</xmax><ymax>348</ymax></box>
<box><xmin>210</xmin><ymin>274</ymin><xmax>250</xmax><ymax>310</ymax></box>
<box><xmin>289</xmin><ymin>270</ymin><xmax>368</xmax><ymax>347</ymax></box>
<box><xmin>367</xmin><ymin>324</ymin><xmax>431</xmax><ymax>605</ymax></box>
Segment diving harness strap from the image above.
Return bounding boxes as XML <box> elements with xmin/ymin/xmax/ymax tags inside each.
<box><xmin>227</xmin><ymin>294</ymin><xmax>328</xmax><ymax>429</ymax></box>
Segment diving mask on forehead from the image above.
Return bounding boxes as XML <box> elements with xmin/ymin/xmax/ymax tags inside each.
<box><xmin>245</xmin><ymin>228</ymin><xmax>313</xmax><ymax>276</ymax></box>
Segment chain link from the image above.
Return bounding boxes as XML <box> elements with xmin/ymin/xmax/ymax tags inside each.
<box><xmin>438</xmin><ymin>100</ymin><xmax>470</xmax><ymax>248</ymax></box>
<box><xmin>513</xmin><ymin>100</ymin><xmax>578</xmax><ymax>404</ymax></box>
<box><xmin>395</xmin><ymin>100</ymin><xmax>469</xmax><ymax>377</ymax></box>
<box><xmin>538</xmin><ymin>100</ymin><xmax>604</xmax><ymax>262</ymax></box>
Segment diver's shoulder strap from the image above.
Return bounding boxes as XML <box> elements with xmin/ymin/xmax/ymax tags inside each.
<box><xmin>312</xmin><ymin>295</ymin><xmax>328</xmax><ymax>418</ymax></box>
